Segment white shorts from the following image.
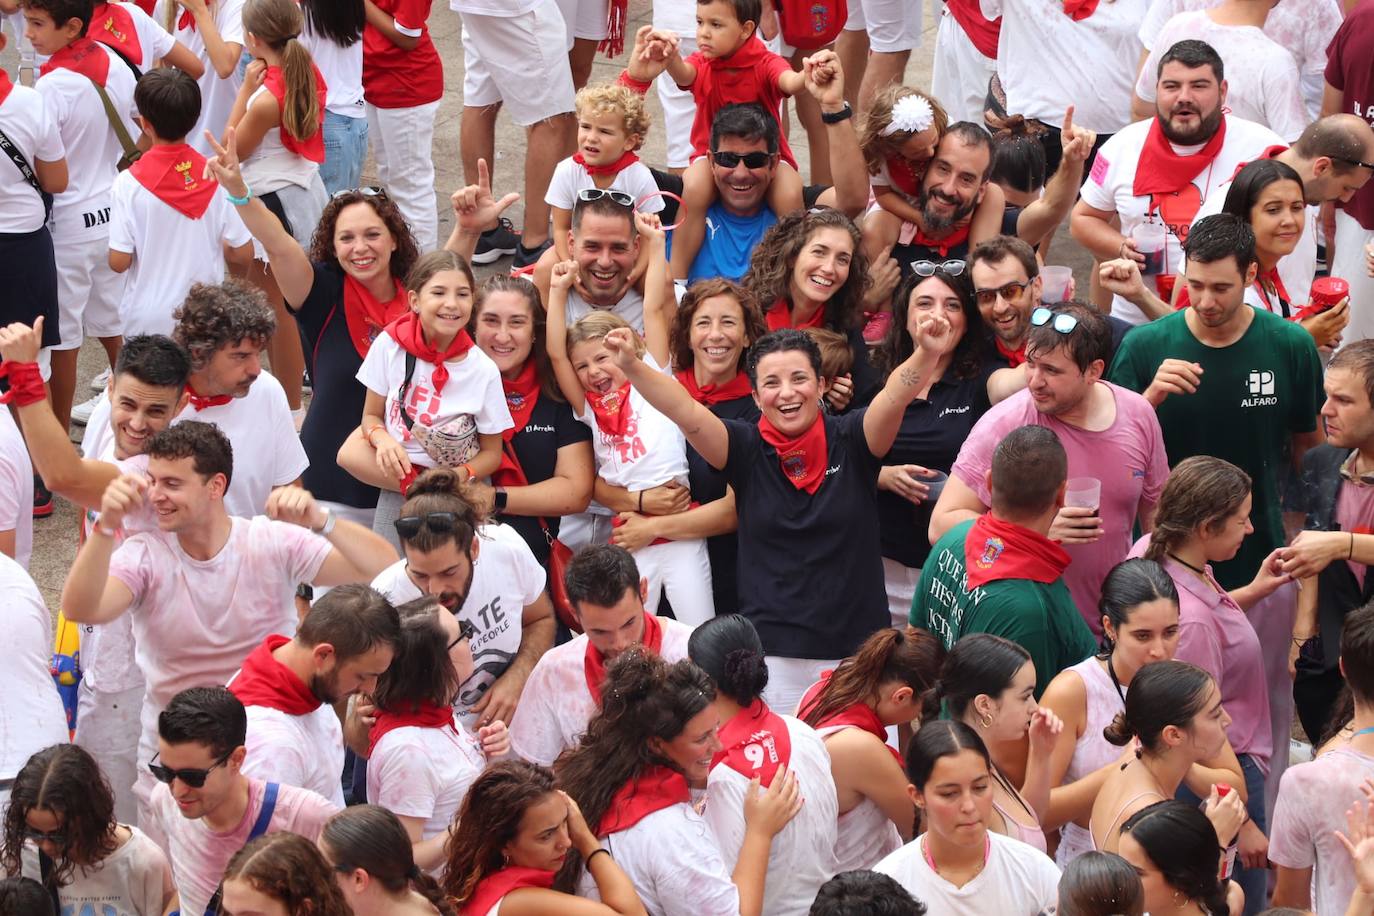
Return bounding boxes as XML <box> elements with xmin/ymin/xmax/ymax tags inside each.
<box><xmin>75</xmin><ymin>681</ymin><xmax>144</xmax><ymax>824</ymax></box>
<box><xmin>843</xmin><ymin>0</ymin><xmax>925</xmax><ymax>53</ymax></box>
<box><xmin>931</xmin><ymin>6</ymin><xmax>997</xmax><ymax>125</ymax></box>
<box><xmin>53</xmin><ymin>229</ymin><xmax>124</xmax><ymax>348</ymax></box>
<box><xmin>763</xmin><ymin>656</ymin><xmax>841</xmax><ymax>716</ymax></box>
<box><xmin>552</xmin><ymin>0</ymin><xmax>607</xmax><ymax>43</ymax></box>
<box><xmin>634</xmin><ymin>537</ymin><xmax>715</xmax><ymax>625</ymax></box>
<box><xmin>882</xmin><ymin>556</ymin><xmax>921</xmax><ymax>631</ymax></box>
<box><xmin>461</xmin><ymin>1</ymin><xmax>577</xmax><ymax>125</ymax></box>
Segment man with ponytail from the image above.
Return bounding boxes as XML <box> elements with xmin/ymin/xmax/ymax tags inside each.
<box><xmin>913</xmin><ymin>424</ymin><xmax>1096</xmax><ymax>697</ymax></box>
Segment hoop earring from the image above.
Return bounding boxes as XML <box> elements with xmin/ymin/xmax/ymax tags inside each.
<box><xmin>979</xmin><ymin>712</ymin><xmax>994</xmax><ymax>729</ymax></box>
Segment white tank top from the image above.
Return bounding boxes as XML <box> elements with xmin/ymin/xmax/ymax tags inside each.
<box><xmin>1058</xmin><ymin>656</ymin><xmax>1127</xmax><ymax>867</ymax></box>
<box><xmin>817</xmin><ymin>723</ymin><xmax>904</xmax><ymax>871</ymax></box>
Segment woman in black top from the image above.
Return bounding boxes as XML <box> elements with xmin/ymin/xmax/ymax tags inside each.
<box><xmin>608</xmin><ymin>278</ymin><xmax>768</xmax><ymax>617</ymax></box>
<box><xmin>872</xmin><ymin>260</ymin><xmax>1007</xmax><ymax>626</ymax></box>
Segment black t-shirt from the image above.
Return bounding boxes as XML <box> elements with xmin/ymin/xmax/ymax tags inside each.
<box><xmin>687</xmin><ymin>394</ymin><xmax>760</xmax><ymax>617</ymax></box>
<box><xmin>503</xmin><ymin>393</ymin><xmax>592</xmax><ymax>566</ymax></box>
<box><xmin>879</xmin><ymin>358</ymin><xmax>999</xmax><ymax>569</ymax></box>
<box><xmin>889</xmin><ymin>206</ymin><xmax>1019</xmax><ymax>281</ymax></box>
<box><xmin>723</xmin><ymin>409</ymin><xmax>887</xmax><ymax>659</ymax></box>
<box><xmin>292</xmin><ymin>262</ymin><xmax>377</xmax><ymax>510</ymax></box>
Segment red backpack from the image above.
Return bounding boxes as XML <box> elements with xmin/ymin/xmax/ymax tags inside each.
<box><xmin>776</xmin><ymin>0</ymin><xmax>847</xmax><ymax>49</ymax></box>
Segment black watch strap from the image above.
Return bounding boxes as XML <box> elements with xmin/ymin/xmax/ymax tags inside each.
<box><xmin>820</xmin><ymin>103</ymin><xmax>853</xmax><ymax>124</ymax></box>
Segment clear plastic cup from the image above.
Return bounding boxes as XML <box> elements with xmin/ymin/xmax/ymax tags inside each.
<box><xmin>1039</xmin><ymin>266</ymin><xmax>1074</xmax><ymax>304</ymax></box>
<box><xmin>920</xmin><ymin>469</ymin><xmax>949</xmax><ymax>505</ymax></box>
<box><xmin>1064</xmin><ymin>477</ymin><xmax>1102</xmax><ymax>514</ymax></box>
<box><xmin>1131</xmin><ymin>222</ymin><xmax>1168</xmax><ymax>276</ymax></box>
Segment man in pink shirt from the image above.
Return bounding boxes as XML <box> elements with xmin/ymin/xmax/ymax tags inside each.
<box><xmin>150</xmin><ymin>686</ymin><xmax>338</xmax><ymax>916</ymax></box>
<box><xmin>60</xmin><ymin>421</ymin><xmax>398</xmax><ymax>836</ymax></box>
<box><xmin>930</xmin><ymin>302</ymin><xmax>1170</xmax><ymax>631</ymax></box>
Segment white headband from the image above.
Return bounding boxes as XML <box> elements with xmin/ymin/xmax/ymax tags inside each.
<box><xmin>881</xmin><ymin>95</ymin><xmax>936</xmax><ymax>137</ymax></box>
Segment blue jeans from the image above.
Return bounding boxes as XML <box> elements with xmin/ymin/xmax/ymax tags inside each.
<box><xmin>319</xmin><ymin>110</ymin><xmax>369</xmax><ymax>196</ymax></box>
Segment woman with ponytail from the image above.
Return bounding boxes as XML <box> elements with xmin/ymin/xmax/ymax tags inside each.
<box><xmin>441</xmin><ymin>760</ymin><xmax>646</xmax><ymax>915</ymax></box>
<box><xmin>1118</xmin><ymin>800</ymin><xmax>1241</xmax><ymax>916</ymax></box>
<box><xmin>555</xmin><ymin>649</ymin><xmax>801</xmax><ymax>916</ymax></box>
<box><xmin>320</xmin><ymin>805</ymin><xmax>455</xmax><ymax>915</ymax></box>
<box><xmin>689</xmin><ymin>615</ymin><xmax>839</xmax><ymax>915</ymax></box>
<box><xmin>229</xmin><ymin>0</ymin><xmax>330</xmax><ymax>417</ymax></box>
<box><xmin>221</xmin><ymin>832</ymin><xmax>352</xmax><ymax>916</ymax></box>
<box><xmin>926</xmin><ymin>634</ymin><xmax>1062</xmax><ymax>853</ymax></box>
<box><xmin>297</xmin><ymin>0</ymin><xmax>367</xmax><ymax>195</ymax></box>
<box><xmin>797</xmin><ymin>626</ymin><xmax>944</xmax><ymax>871</ymax></box>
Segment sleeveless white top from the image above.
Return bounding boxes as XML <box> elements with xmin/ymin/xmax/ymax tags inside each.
<box><xmin>1057</xmin><ymin>656</ymin><xmax>1127</xmax><ymax>866</ymax></box>
<box><xmin>817</xmin><ymin>723</ymin><xmax>904</xmax><ymax>871</ymax></box>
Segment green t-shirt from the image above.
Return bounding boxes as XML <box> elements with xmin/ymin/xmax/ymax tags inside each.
<box><xmin>911</xmin><ymin>519</ymin><xmax>1098</xmax><ymax>697</ymax></box>
<box><xmin>1107</xmin><ymin>308</ymin><xmax>1321</xmax><ymax>589</ymax></box>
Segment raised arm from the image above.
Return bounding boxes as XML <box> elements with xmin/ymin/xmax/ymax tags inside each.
<box><xmin>862</xmin><ymin>312</ymin><xmax>949</xmax><ymax>457</ymax></box>
<box><xmin>60</xmin><ymin>475</ymin><xmax>145</xmax><ymax>625</ymax></box>
<box><xmin>1018</xmin><ymin>107</ymin><xmax>1095</xmax><ymax>247</ymax></box>
<box><xmin>545</xmin><ymin>261</ymin><xmax>589</xmax><ymax>413</ymax></box>
<box><xmin>265</xmin><ymin>486</ymin><xmax>399</xmax><ymax>585</ymax></box>
<box><xmin>634</xmin><ymin>212</ymin><xmax>672</xmax><ymax>366</ymax></box>
<box><xmin>806</xmin><ymin>51</ymin><xmax>868</xmax><ymax>219</ymax></box>
<box><xmin>175</xmin><ymin>0</ymin><xmax>239</xmax><ymax>78</ymax></box>
<box><xmin>447</xmin><ymin>158</ymin><xmax>520</xmax><ymax>263</ymax></box>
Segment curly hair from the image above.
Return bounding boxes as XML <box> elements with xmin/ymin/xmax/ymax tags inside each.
<box><xmin>442</xmin><ymin>760</ymin><xmax>560</xmax><ymax>906</ymax></box>
<box><xmin>171</xmin><ymin>280</ymin><xmax>275</xmax><ymax>371</ymax></box>
<box><xmin>223</xmin><ymin>832</ymin><xmax>352</xmax><ymax>916</ymax></box>
<box><xmin>1</xmin><ymin>745</ymin><xmax>120</xmax><ymax>889</ymax></box>
<box><xmin>858</xmin><ymin>84</ymin><xmax>949</xmax><ymax>176</ymax></box>
<box><xmin>742</xmin><ymin>209</ymin><xmax>869</xmax><ymax>331</ymax></box>
<box><xmin>307</xmin><ymin>191</ymin><xmax>420</xmax><ymax>283</ymax></box>
<box><xmin>1143</xmin><ymin>456</ymin><xmax>1251</xmax><ymax>564</ymax></box>
<box><xmin>669</xmin><ymin>278</ymin><xmax>769</xmax><ymax>373</ymax></box>
<box><xmin>872</xmin><ymin>266</ymin><xmax>986</xmax><ymax>381</ymax></box>
<box><xmin>574</xmin><ymin>83</ymin><xmax>651</xmax><ymax>149</ymax></box>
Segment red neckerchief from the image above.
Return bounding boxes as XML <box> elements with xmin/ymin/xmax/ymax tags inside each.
<box><xmin>0</xmin><ymin>69</ymin><xmax>13</xmax><ymax>107</ymax></box>
<box><xmin>262</xmin><ymin>63</ymin><xmax>327</xmax><ymax>164</ymax></box>
<box><xmin>186</xmin><ymin>382</ymin><xmax>232</xmax><ymax>411</ymax></box>
<box><xmin>228</xmin><ymin>634</ymin><xmax>320</xmax><ymax>716</ymax></box>
<box><xmin>493</xmin><ymin>360</ymin><xmax>540</xmax><ymax>486</ymax></box>
<box><xmin>90</xmin><ymin>2</ymin><xmax>142</xmax><ymax>66</ymax></box>
<box><xmin>765</xmin><ymin>298</ymin><xmax>826</xmax><ymax>332</ymax></box>
<box><xmin>178</xmin><ymin>7</ymin><xmax>197</xmax><ymax>31</ymax></box>
<box><xmin>573</xmin><ymin>150</ymin><xmax>640</xmax><ymax>177</ymax></box>
<box><xmin>1254</xmin><ymin>267</ymin><xmax>1292</xmax><ymax>319</ymax></box>
<box><xmin>597</xmin><ymin>765</ymin><xmax>691</xmax><ymax>836</ymax></box>
<box><xmin>912</xmin><ymin>220</ymin><xmax>971</xmax><ymax>258</ymax></box>
<box><xmin>675</xmin><ymin>368</ymin><xmax>752</xmax><ymax>406</ymax></box>
<box><xmin>798</xmin><ymin>671</ymin><xmax>901</xmax><ymax>764</ymax></box>
<box><xmin>342</xmin><ymin>274</ymin><xmax>407</xmax><ymax>359</ymax></box>
<box><xmin>40</xmin><ymin>37</ymin><xmax>111</xmax><ymax>85</ymax></box>
<box><xmin>368</xmin><ymin>700</ymin><xmax>454</xmax><ymax>758</ymax></box>
<box><xmin>1132</xmin><ymin>116</ymin><xmax>1229</xmax><ymax>208</ymax></box>
<box><xmin>963</xmin><ymin>513</ymin><xmax>1071</xmax><ymax>589</ymax></box>
<box><xmin>1227</xmin><ymin>144</ymin><xmax>1289</xmax><ymax>182</ymax></box>
<box><xmin>128</xmin><ymin>143</ymin><xmax>217</xmax><ymax>219</ymax></box>
<box><xmin>585</xmin><ymin>381</ymin><xmax>633</xmax><ymax>438</ymax></box>
<box><xmin>758</xmin><ymin>412</ymin><xmax>828</xmax><ymax>495</ymax></box>
<box><xmin>385</xmin><ymin>311</ymin><xmax>474</xmax><ymax>391</ymax></box>
<box><xmin>459</xmin><ymin>867</ymin><xmax>556</xmax><ymax>916</ymax></box>
<box><xmin>1062</xmin><ymin>0</ymin><xmax>1099</xmax><ymax>19</ymax></box>
<box><xmin>885</xmin><ymin>153</ymin><xmax>924</xmax><ymax>198</ymax></box>
<box><xmin>712</xmin><ymin>699</ymin><xmax>792</xmax><ymax>786</ymax></box>
<box><xmin>584</xmin><ymin>612</ymin><xmax>663</xmax><ymax>705</ymax></box>
<box><xmin>995</xmin><ymin>338</ymin><xmax>1026</xmax><ymax>368</ymax></box>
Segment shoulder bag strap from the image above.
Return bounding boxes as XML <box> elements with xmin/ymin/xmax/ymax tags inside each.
<box><xmin>86</xmin><ymin>75</ymin><xmax>141</xmax><ymax>170</ymax></box>
<box><xmin>0</xmin><ymin>124</ymin><xmax>53</xmax><ymax>222</ymax></box>
<box><xmin>396</xmin><ymin>351</ymin><xmax>417</xmax><ymax>431</ymax></box>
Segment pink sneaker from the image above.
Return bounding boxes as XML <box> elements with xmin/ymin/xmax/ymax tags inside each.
<box><xmin>862</xmin><ymin>311</ymin><xmax>893</xmax><ymax>344</ymax></box>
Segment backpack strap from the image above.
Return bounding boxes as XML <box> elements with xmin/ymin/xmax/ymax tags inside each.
<box><xmin>202</xmin><ymin>783</ymin><xmax>281</xmax><ymax>915</ymax></box>
<box><xmin>86</xmin><ymin>76</ymin><xmax>141</xmax><ymax>170</ymax></box>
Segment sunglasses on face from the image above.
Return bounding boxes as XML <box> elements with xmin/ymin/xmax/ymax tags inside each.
<box><xmin>332</xmin><ymin>185</ymin><xmax>387</xmax><ymax>201</ymax></box>
<box><xmin>23</xmin><ymin>827</ymin><xmax>65</xmax><ymax>846</ymax></box>
<box><xmin>911</xmin><ymin>259</ymin><xmax>967</xmax><ymax>278</ymax></box>
<box><xmin>1335</xmin><ymin>156</ymin><xmax>1374</xmax><ymax>172</ymax></box>
<box><xmin>1031</xmin><ymin>306</ymin><xmax>1079</xmax><ymax>334</ymax></box>
<box><xmin>448</xmin><ymin>618</ymin><xmax>477</xmax><ymax>651</ymax></box>
<box><xmin>710</xmin><ymin>150</ymin><xmax>774</xmax><ymax>170</ymax></box>
<box><xmin>147</xmin><ymin>750</ymin><xmax>233</xmax><ymax>788</ymax></box>
<box><xmin>394</xmin><ymin>512</ymin><xmax>461</xmax><ymax>539</ymax></box>
<box><xmin>974</xmin><ymin>281</ymin><xmax>1030</xmax><ymax>307</ymax></box>
<box><xmin>576</xmin><ymin>188</ymin><xmax>634</xmax><ymax>207</ymax></box>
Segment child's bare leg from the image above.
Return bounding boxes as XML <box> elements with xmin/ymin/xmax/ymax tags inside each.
<box><xmin>765</xmin><ymin>161</ymin><xmax>805</xmax><ymax>220</ymax></box>
<box><xmin>668</xmin><ymin>157</ymin><xmax>718</xmax><ymax>279</ymax></box>
<box><xmin>860</xmin><ymin>208</ymin><xmax>902</xmax><ymax>265</ymax></box>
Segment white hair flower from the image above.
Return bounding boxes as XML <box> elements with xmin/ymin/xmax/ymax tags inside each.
<box><xmin>881</xmin><ymin>95</ymin><xmax>936</xmax><ymax>137</ymax></box>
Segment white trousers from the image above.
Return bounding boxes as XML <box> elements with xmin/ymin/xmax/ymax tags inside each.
<box><xmin>931</xmin><ymin>7</ymin><xmax>997</xmax><ymax>126</ymax></box>
<box><xmin>882</xmin><ymin>556</ymin><xmax>922</xmax><ymax>631</ymax></box>
<box><xmin>635</xmin><ymin>537</ymin><xmax>715</xmax><ymax>626</ymax></box>
<box><xmin>1334</xmin><ymin>208</ymin><xmax>1374</xmax><ymax>344</ymax></box>
<box><xmin>74</xmin><ymin>681</ymin><xmax>144</xmax><ymax>824</ymax></box>
<box><xmin>763</xmin><ymin>656</ymin><xmax>840</xmax><ymax>716</ymax></box>
<box><xmin>365</xmin><ymin>101</ymin><xmax>440</xmax><ymax>252</ymax></box>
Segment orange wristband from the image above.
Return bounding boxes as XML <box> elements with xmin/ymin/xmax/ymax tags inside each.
<box><xmin>461</xmin><ymin>463</ymin><xmax>475</xmax><ymax>481</ymax></box>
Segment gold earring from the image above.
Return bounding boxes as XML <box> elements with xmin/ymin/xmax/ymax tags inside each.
<box><xmin>979</xmin><ymin>712</ymin><xmax>994</xmax><ymax>729</ymax></box>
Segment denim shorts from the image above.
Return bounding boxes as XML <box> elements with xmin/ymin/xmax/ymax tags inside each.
<box><xmin>320</xmin><ymin>110</ymin><xmax>369</xmax><ymax>196</ymax></box>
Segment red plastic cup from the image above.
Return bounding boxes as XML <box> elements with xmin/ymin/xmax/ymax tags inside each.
<box><xmin>1310</xmin><ymin>277</ymin><xmax>1350</xmax><ymax>310</ymax></box>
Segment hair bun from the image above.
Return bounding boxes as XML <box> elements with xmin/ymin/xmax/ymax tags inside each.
<box><xmin>1102</xmin><ymin>712</ymin><xmax>1135</xmax><ymax>747</ymax></box>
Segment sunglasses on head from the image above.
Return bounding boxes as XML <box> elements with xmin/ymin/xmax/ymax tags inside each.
<box><xmin>576</xmin><ymin>188</ymin><xmax>634</xmax><ymax>207</ymax></box>
<box><xmin>711</xmin><ymin>150</ymin><xmax>774</xmax><ymax>170</ymax></box>
<box><xmin>973</xmin><ymin>281</ymin><xmax>1030</xmax><ymax>307</ymax></box>
<box><xmin>448</xmin><ymin>617</ymin><xmax>477</xmax><ymax>650</ymax></box>
<box><xmin>911</xmin><ymin>259</ymin><xmax>967</xmax><ymax>278</ymax></box>
<box><xmin>23</xmin><ymin>827</ymin><xmax>65</xmax><ymax>846</ymax></box>
<box><xmin>147</xmin><ymin>749</ymin><xmax>233</xmax><ymax>788</ymax></box>
<box><xmin>394</xmin><ymin>512</ymin><xmax>461</xmax><ymax>539</ymax></box>
<box><xmin>332</xmin><ymin>185</ymin><xmax>387</xmax><ymax>201</ymax></box>
<box><xmin>1031</xmin><ymin>306</ymin><xmax>1079</xmax><ymax>334</ymax></box>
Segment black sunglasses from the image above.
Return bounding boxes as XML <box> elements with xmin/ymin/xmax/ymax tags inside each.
<box><xmin>912</xmin><ymin>259</ymin><xmax>967</xmax><ymax>277</ymax></box>
<box><xmin>1335</xmin><ymin>156</ymin><xmax>1374</xmax><ymax>172</ymax></box>
<box><xmin>711</xmin><ymin>150</ymin><xmax>774</xmax><ymax>169</ymax></box>
<box><xmin>394</xmin><ymin>512</ymin><xmax>460</xmax><ymax>539</ymax></box>
<box><xmin>448</xmin><ymin>618</ymin><xmax>477</xmax><ymax>650</ymax></box>
<box><xmin>23</xmin><ymin>827</ymin><xmax>66</xmax><ymax>846</ymax></box>
<box><xmin>576</xmin><ymin>188</ymin><xmax>634</xmax><ymax>207</ymax></box>
<box><xmin>974</xmin><ymin>281</ymin><xmax>1030</xmax><ymax>307</ymax></box>
<box><xmin>147</xmin><ymin>749</ymin><xmax>234</xmax><ymax>788</ymax></box>
<box><xmin>332</xmin><ymin>185</ymin><xmax>387</xmax><ymax>201</ymax></box>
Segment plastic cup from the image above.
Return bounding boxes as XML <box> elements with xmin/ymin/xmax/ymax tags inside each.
<box><xmin>1064</xmin><ymin>477</ymin><xmax>1102</xmax><ymax>514</ymax></box>
<box><xmin>1039</xmin><ymin>266</ymin><xmax>1074</xmax><ymax>304</ymax></box>
<box><xmin>920</xmin><ymin>469</ymin><xmax>949</xmax><ymax>505</ymax></box>
<box><xmin>1310</xmin><ymin>276</ymin><xmax>1350</xmax><ymax>310</ymax></box>
<box><xmin>1131</xmin><ymin>222</ymin><xmax>1168</xmax><ymax>276</ymax></box>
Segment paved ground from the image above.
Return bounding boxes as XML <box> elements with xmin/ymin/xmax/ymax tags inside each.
<box><xmin>7</xmin><ymin>0</ymin><xmax>1092</xmax><ymax>611</ymax></box>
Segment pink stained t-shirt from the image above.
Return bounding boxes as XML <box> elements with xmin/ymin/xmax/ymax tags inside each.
<box><xmin>950</xmin><ymin>384</ymin><xmax>1170</xmax><ymax>632</ymax></box>
<box><xmin>152</xmin><ymin>776</ymin><xmax>339</xmax><ymax>916</ymax></box>
<box><xmin>1128</xmin><ymin>539</ymin><xmax>1273</xmax><ymax>770</ymax></box>
<box><xmin>1269</xmin><ymin>745</ymin><xmax>1374</xmax><ymax>916</ymax></box>
<box><xmin>1336</xmin><ymin>482</ymin><xmax>1374</xmax><ymax>589</ymax></box>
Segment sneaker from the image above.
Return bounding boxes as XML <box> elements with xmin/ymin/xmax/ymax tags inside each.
<box><xmin>862</xmin><ymin>310</ymin><xmax>893</xmax><ymax>345</ymax></box>
<box><xmin>33</xmin><ymin>475</ymin><xmax>53</xmax><ymax>519</ymax></box>
<box><xmin>69</xmin><ymin>391</ymin><xmax>104</xmax><ymax>426</ymax></box>
<box><xmin>511</xmin><ymin>239</ymin><xmax>552</xmax><ymax>273</ymax></box>
<box><xmin>470</xmin><ymin>218</ymin><xmax>519</xmax><ymax>265</ymax></box>
<box><xmin>89</xmin><ymin>366</ymin><xmax>111</xmax><ymax>392</ymax></box>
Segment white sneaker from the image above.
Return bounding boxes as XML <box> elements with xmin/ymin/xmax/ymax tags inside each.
<box><xmin>70</xmin><ymin>391</ymin><xmax>104</xmax><ymax>426</ymax></box>
<box><xmin>89</xmin><ymin>367</ymin><xmax>111</xmax><ymax>392</ymax></box>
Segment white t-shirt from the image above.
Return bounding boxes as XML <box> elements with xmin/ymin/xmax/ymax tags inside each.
<box><xmin>1194</xmin><ymin>173</ymin><xmax>1316</xmax><ymax>315</ymax></box>
<box><xmin>980</xmin><ymin>0</ymin><xmax>1148</xmax><ymax>134</ymax></box>
<box><xmin>0</xmin><ymin>553</ymin><xmax>70</xmax><ymax>782</ymax></box>
<box><xmin>703</xmin><ymin>716</ymin><xmax>840</xmax><ymax>916</ymax></box>
<box><xmin>356</xmin><ymin>333</ymin><xmax>513</xmax><ymax>469</ymax></box>
<box><xmin>578</xmin><ymin>803</ymin><xmax>743</xmax><ymax>916</ymax></box>
<box><xmin>448</xmin><ymin>0</ymin><xmax>541</xmax><ymax>17</ymax></box>
<box><xmin>508</xmin><ymin>616</ymin><xmax>695</xmax><ymax>766</ymax></box>
<box><xmin>152</xmin><ymin>776</ymin><xmax>337</xmax><ymax>916</ymax></box>
<box><xmin>154</xmin><ymin>0</ymin><xmax>245</xmax><ymax>155</ymax></box>
<box><xmin>35</xmin><ymin>43</ymin><xmax>139</xmax><ymax>236</ymax></box>
<box><xmin>107</xmin><ymin>167</ymin><xmax>252</xmax><ymax>337</ymax></box>
<box><xmin>814</xmin><ymin>723</ymin><xmax>905</xmax><ymax>872</ymax></box>
<box><xmin>874</xmin><ymin>831</ymin><xmax>1062</xmax><ymax>916</ymax></box>
<box><xmin>0</xmin><ymin>406</ymin><xmax>33</xmax><ymax>570</ymax></box>
<box><xmin>366</xmin><ymin>722</ymin><xmax>485</xmax><ymax>865</ymax></box>
<box><xmin>370</xmin><ymin>521</ymin><xmax>546</xmax><ymax>727</ymax></box>
<box><xmin>107</xmin><ymin>515</ymin><xmax>332</xmax><ymax>713</ymax></box>
<box><xmin>578</xmin><ymin>356</ymin><xmax>689</xmax><ymax>491</ymax></box>
<box><xmin>544</xmin><ymin>158</ymin><xmax>664</xmax><ymax>214</ymax></box>
<box><xmin>96</xmin><ymin>1</ymin><xmax>177</xmax><ymax>71</ymax></box>
<box><xmin>240</xmin><ymin>83</ymin><xmax>321</xmax><ymax>194</ymax></box>
<box><xmin>1135</xmin><ymin>12</ymin><xmax>1307</xmax><ymax>142</ymax></box>
<box><xmin>236</xmin><ymin>702</ymin><xmax>346</xmax><ymax>809</ymax></box>
<box><xmin>17</xmin><ymin>825</ymin><xmax>172</xmax><ymax>916</ymax></box>
<box><xmin>174</xmin><ymin>370</ymin><xmax>310</xmax><ymax>517</ymax></box>
<box><xmin>299</xmin><ymin>21</ymin><xmax>364</xmax><ymax>118</ymax></box>
<box><xmin>1269</xmin><ymin>745</ymin><xmax>1374</xmax><ymax>916</ymax></box>
<box><xmin>1078</xmin><ymin>113</ymin><xmax>1286</xmax><ymax>324</ymax></box>
<box><xmin>565</xmin><ymin>286</ymin><xmax>646</xmax><ymax>333</ymax></box>
<box><xmin>0</xmin><ymin>80</ymin><xmax>64</xmax><ymax>234</ymax></box>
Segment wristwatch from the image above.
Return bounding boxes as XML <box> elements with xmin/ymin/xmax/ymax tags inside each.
<box><xmin>494</xmin><ymin>488</ymin><xmax>509</xmax><ymax>514</ymax></box>
<box><xmin>820</xmin><ymin>103</ymin><xmax>853</xmax><ymax>124</ymax></box>
<box><xmin>312</xmin><ymin>509</ymin><xmax>337</xmax><ymax>536</ymax></box>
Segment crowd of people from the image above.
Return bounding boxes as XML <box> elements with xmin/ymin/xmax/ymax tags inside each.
<box><xmin>5</xmin><ymin>0</ymin><xmax>1374</xmax><ymax>912</ymax></box>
